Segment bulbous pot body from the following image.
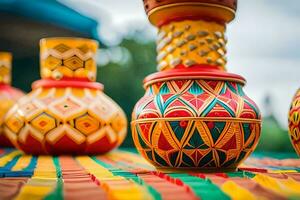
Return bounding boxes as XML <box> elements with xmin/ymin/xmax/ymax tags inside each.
<box><xmin>288</xmin><ymin>89</ymin><xmax>300</xmax><ymax>156</ymax></box>
<box><xmin>131</xmin><ymin>71</ymin><xmax>261</xmax><ymax>171</ymax></box>
<box><xmin>4</xmin><ymin>82</ymin><xmax>127</xmax><ymax>155</ymax></box>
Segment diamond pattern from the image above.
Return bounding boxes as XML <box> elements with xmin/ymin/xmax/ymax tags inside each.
<box><xmin>4</xmin><ymin>88</ymin><xmax>127</xmax><ymax>154</ymax></box>
<box><xmin>40</xmin><ymin>40</ymin><xmax>97</xmax><ymax>81</ymax></box>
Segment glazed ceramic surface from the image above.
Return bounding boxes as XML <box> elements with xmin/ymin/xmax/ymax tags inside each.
<box><xmin>132</xmin><ymin>77</ymin><xmax>261</xmax><ymax>170</ymax></box>
<box><xmin>4</xmin><ymin>38</ymin><xmax>127</xmax><ymax>154</ymax></box>
<box><xmin>144</xmin><ymin>0</ymin><xmax>237</xmax><ymax>26</ymax></box>
<box><xmin>132</xmin><ymin>0</ymin><xmax>261</xmax><ymax>170</ymax></box>
<box><xmin>288</xmin><ymin>89</ymin><xmax>300</xmax><ymax>156</ymax></box>
<box><xmin>0</xmin><ymin>52</ymin><xmax>24</xmax><ymax>147</ymax></box>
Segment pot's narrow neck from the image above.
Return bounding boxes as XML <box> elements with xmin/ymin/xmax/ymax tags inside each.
<box><xmin>156</xmin><ymin>19</ymin><xmax>227</xmax><ymax>71</ymax></box>
<box><xmin>0</xmin><ymin>52</ymin><xmax>12</xmax><ymax>85</ymax></box>
<box><xmin>40</xmin><ymin>38</ymin><xmax>98</xmax><ymax>82</ymax></box>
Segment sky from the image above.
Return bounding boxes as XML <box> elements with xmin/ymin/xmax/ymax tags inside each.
<box><xmin>60</xmin><ymin>0</ymin><xmax>300</xmax><ymax>128</ymax></box>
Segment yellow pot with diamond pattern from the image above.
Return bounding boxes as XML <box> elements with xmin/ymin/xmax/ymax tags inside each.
<box><xmin>4</xmin><ymin>38</ymin><xmax>127</xmax><ymax>154</ymax></box>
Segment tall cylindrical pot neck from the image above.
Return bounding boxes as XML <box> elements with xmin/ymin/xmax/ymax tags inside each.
<box><xmin>0</xmin><ymin>52</ymin><xmax>12</xmax><ymax>85</ymax></box>
<box><xmin>39</xmin><ymin>37</ymin><xmax>99</xmax><ymax>82</ymax></box>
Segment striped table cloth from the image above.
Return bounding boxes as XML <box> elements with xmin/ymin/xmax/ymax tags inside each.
<box><xmin>0</xmin><ymin>148</ymin><xmax>299</xmax><ymax>200</ymax></box>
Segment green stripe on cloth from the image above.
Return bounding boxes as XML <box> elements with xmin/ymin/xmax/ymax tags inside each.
<box><xmin>226</xmin><ymin>170</ymin><xmax>255</xmax><ymax>178</ymax></box>
<box><xmin>44</xmin><ymin>178</ymin><xmax>63</xmax><ymax>200</ymax></box>
<box><xmin>43</xmin><ymin>157</ymin><xmax>63</xmax><ymax>200</ymax></box>
<box><xmin>92</xmin><ymin>156</ymin><xmax>162</xmax><ymax>200</ymax></box>
<box><xmin>168</xmin><ymin>173</ymin><xmax>230</xmax><ymax>200</ymax></box>
<box><xmin>252</xmin><ymin>152</ymin><xmax>298</xmax><ymax>159</ymax></box>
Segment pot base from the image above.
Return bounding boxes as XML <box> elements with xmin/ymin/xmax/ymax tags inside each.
<box><xmin>156</xmin><ymin>167</ymin><xmax>238</xmax><ymax>173</ymax></box>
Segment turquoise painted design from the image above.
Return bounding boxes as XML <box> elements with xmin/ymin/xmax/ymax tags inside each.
<box><xmin>132</xmin><ymin>78</ymin><xmax>261</xmax><ymax>169</ymax></box>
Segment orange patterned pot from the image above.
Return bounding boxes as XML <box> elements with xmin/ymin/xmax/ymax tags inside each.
<box><xmin>288</xmin><ymin>89</ymin><xmax>300</xmax><ymax>156</ymax></box>
<box><xmin>4</xmin><ymin>38</ymin><xmax>127</xmax><ymax>155</ymax></box>
<box><xmin>0</xmin><ymin>52</ymin><xmax>24</xmax><ymax>147</ymax></box>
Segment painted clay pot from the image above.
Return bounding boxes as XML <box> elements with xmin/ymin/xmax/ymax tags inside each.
<box><xmin>132</xmin><ymin>67</ymin><xmax>261</xmax><ymax>170</ymax></box>
<box><xmin>4</xmin><ymin>38</ymin><xmax>127</xmax><ymax>155</ymax></box>
<box><xmin>131</xmin><ymin>0</ymin><xmax>261</xmax><ymax>171</ymax></box>
<box><xmin>0</xmin><ymin>52</ymin><xmax>24</xmax><ymax>147</ymax></box>
<box><xmin>288</xmin><ymin>89</ymin><xmax>300</xmax><ymax>156</ymax></box>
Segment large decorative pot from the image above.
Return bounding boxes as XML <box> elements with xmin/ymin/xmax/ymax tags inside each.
<box><xmin>4</xmin><ymin>38</ymin><xmax>127</xmax><ymax>155</ymax></box>
<box><xmin>288</xmin><ymin>89</ymin><xmax>300</xmax><ymax>156</ymax></box>
<box><xmin>0</xmin><ymin>52</ymin><xmax>24</xmax><ymax>147</ymax></box>
<box><xmin>131</xmin><ymin>0</ymin><xmax>261</xmax><ymax>171</ymax></box>
<box><xmin>132</xmin><ymin>68</ymin><xmax>261</xmax><ymax>170</ymax></box>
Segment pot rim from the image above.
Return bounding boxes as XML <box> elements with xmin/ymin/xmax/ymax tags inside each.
<box><xmin>32</xmin><ymin>79</ymin><xmax>104</xmax><ymax>90</ymax></box>
<box><xmin>40</xmin><ymin>37</ymin><xmax>99</xmax><ymax>45</ymax></box>
<box><xmin>143</xmin><ymin>65</ymin><xmax>246</xmax><ymax>88</ymax></box>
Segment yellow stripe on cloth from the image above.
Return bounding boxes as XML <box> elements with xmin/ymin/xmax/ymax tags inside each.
<box><xmin>221</xmin><ymin>181</ymin><xmax>257</xmax><ymax>200</ymax></box>
<box><xmin>33</xmin><ymin>156</ymin><xmax>57</xmax><ymax>178</ymax></box>
<box><xmin>76</xmin><ymin>156</ymin><xmax>113</xmax><ymax>179</ymax></box>
<box><xmin>14</xmin><ymin>156</ymin><xmax>58</xmax><ymax>200</ymax></box>
<box><xmin>76</xmin><ymin>156</ymin><xmax>153</xmax><ymax>200</ymax></box>
<box><xmin>0</xmin><ymin>150</ymin><xmax>22</xmax><ymax>167</ymax></box>
<box><xmin>14</xmin><ymin>185</ymin><xmax>54</xmax><ymax>200</ymax></box>
<box><xmin>269</xmin><ymin>170</ymin><xmax>298</xmax><ymax>173</ymax></box>
<box><xmin>12</xmin><ymin>155</ymin><xmax>32</xmax><ymax>171</ymax></box>
<box><xmin>253</xmin><ymin>174</ymin><xmax>300</xmax><ymax>197</ymax></box>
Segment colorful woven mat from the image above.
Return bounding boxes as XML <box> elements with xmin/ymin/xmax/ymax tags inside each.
<box><xmin>0</xmin><ymin>148</ymin><xmax>300</xmax><ymax>200</ymax></box>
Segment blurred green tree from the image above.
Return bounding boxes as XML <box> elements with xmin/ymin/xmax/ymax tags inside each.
<box><xmin>97</xmin><ymin>34</ymin><xmax>156</xmax><ymax>147</ymax></box>
<box><xmin>256</xmin><ymin>95</ymin><xmax>294</xmax><ymax>152</ymax></box>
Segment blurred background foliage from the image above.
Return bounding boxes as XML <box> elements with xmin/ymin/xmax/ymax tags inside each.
<box><xmin>98</xmin><ymin>34</ymin><xmax>156</xmax><ymax>146</ymax></box>
<box><xmin>0</xmin><ymin>0</ymin><xmax>295</xmax><ymax>153</ymax></box>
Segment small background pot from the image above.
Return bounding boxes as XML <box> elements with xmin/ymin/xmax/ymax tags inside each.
<box><xmin>0</xmin><ymin>52</ymin><xmax>24</xmax><ymax>147</ymax></box>
<box><xmin>288</xmin><ymin>89</ymin><xmax>300</xmax><ymax>156</ymax></box>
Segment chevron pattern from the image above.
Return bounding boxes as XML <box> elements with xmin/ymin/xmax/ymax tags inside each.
<box><xmin>132</xmin><ymin>79</ymin><xmax>261</xmax><ymax>169</ymax></box>
<box><xmin>40</xmin><ymin>39</ymin><xmax>98</xmax><ymax>81</ymax></box>
<box><xmin>4</xmin><ymin>87</ymin><xmax>127</xmax><ymax>154</ymax></box>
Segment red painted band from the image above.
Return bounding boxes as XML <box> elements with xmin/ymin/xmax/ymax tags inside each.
<box><xmin>144</xmin><ymin>65</ymin><xmax>246</xmax><ymax>86</ymax></box>
<box><xmin>173</xmin><ymin>64</ymin><xmax>222</xmax><ymax>70</ymax></box>
<box><xmin>48</xmin><ymin>77</ymin><xmax>92</xmax><ymax>82</ymax></box>
<box><xmin>32</xmin><ymin>79</ymin><xmax>104</xmax><ymax>90</ymax></box>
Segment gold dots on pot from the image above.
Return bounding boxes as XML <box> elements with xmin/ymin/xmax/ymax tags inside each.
<box><xmin>156</xmin><ymin>20</ymin><xmax>228</xmax><ymax>71</ymax></box>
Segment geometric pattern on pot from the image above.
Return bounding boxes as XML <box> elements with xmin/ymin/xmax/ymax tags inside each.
<box><xmin>288</xmin><ymin>89</ymin><xmax>300</xmax><ymax>156</ymax></box>
<box><xmin>133</xmin><ymin>79</ymin><xmax>261</xmax><ymax>120</ymax></box>
<box><xmin>40</xmin><ymin>38</ymin><xmax>97</xmax><ymax>81</ymax></box>
<box><xmin>0</xmin><ymin>52</ymin><xmax>25</xmax><ymax>147</ymax></box>
<box><xmin>0</xmin><ymin>88</ymin><xmax>24</xmax><ymax>147</ymax></box>
<box><xmin>4</xmin><ymin>87</ymin><xmax>127</xmax><ymax>155</ymax></box>
<box><xmin>132</xmin><ymin>119</ymin><xmax>261</xmax><ymax>169</ymax></box>
<box><xmin>131</xmin><ymin>79</ymin><xmax>261</xmax><ymax>169</ymax></box>
<box><xmin>156</xmin><ymin>20</ymin><xmax>227</xmax><ymax>71</ymax></box>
